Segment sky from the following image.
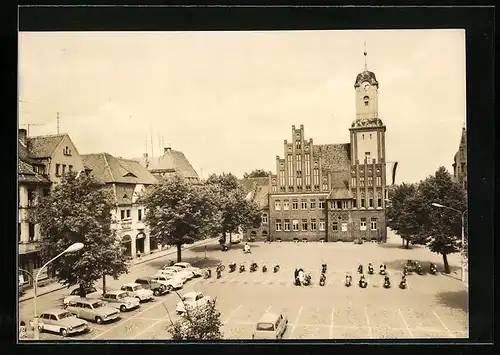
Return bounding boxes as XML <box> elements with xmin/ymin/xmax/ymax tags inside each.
<box><xmin>18</xmin><ymin>30</ymin><xmax>466</xmax><ymax>183</ymax></box>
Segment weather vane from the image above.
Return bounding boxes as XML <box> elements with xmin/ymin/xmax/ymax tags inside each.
<box><xmin>364</xmin><ymin>41</ymin><xmax>368</xmax><ymax>70</ymax></box>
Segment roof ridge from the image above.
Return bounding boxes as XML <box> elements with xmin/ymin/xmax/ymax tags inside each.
<box><xmin>27</xmin><ymin>133</ymin><xmax>68</xmax><ymax>139</ymax></box>
<box><xmin>102</xmin><ymin>153</ymin><xmax>116</xmax><ymax>182</ymax></box>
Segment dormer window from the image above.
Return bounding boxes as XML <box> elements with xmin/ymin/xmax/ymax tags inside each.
<box><xmin>363</xmin><ymin>96</ymin><xmax>369</xmax><ymax>106</ymax></box>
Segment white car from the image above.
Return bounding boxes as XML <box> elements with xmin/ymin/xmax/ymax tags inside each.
<box><xmin>151</xmin><ymin>274</ymin><xmax>183</xmax><ymax>290</ymax></box>
<box><xmin>231</xmin><ymin>233</ymin><xmax>242</xmax><ymax>244</ymax></box>
<box><xmin>63</xmin><ymin>286</ymin><xmax>102</xmax><ymax>305</ymax></box>
<box><xmin>101</xmin><ymin>290</ymin><xmax>140</xmax><ymax>312</ymax></box>
<box><xmin>120</xmin><ymin>283</ymin><xmax>154</xmax><ymax>302</ymax></box>
<box><xmin>173</xmin><ymin>262</ymin><xmax>203</xmax><ymax>277</ymax></box>
<box><xmin>156</xmin><ymin>269</ymin><xmax>188</xmax><ymax>284</ymax></box>
<box><xmin>176</xmin><ymin>291</ymin><xmax>211</xmax><ymax>314</ymax></box>
<box><xmin>160</xmin><ymin>267</ymin><xmax>191</xmax><ymax>282</ymax></box>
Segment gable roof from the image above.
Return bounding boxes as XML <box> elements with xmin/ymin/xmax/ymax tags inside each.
<box><xmin>18</xmin><ymin>159</ymin><xmax>51</xmax><ymax>184</ymax></box>
<box><xmin>18</xmin><ymin>140</ymin><xmax>38</xmax><ymax>165</ymax></box>
<box><xmin>132</xmin><ymin>148</ymin><xmax>199</xmax><ymax>180</ymax></box>
<box><xmin>81</xmin><ymin>153</ymin><xmax>158</xmax><ymax>185</ymax></box>
<box><xmin>26</xmin><ymin>134</ymin><xmax>67</xmax><ymax>159</ymax></box>
<box><xmin>313</xmin><ymin>143</ymin><xmax>351</xmax><ymax>172</ymax></box>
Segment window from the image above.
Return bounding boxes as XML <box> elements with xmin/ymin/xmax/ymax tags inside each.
<box><xmin>126</xmin><ymin>209</ymin><xmax>131</xmax><ymax>218</ymax></box>
<box><xmin>272</xmin><ymin>186</ymin><xmax>277</xmax><ymax>192</ymax></box>
<box><xmin>120</xmin><ymin>210</ymin><xmax>125</xmax><ymax>220</ymax></box>
<box><xmin>138</xmin><ymin>209</ymin><xmax>143</xmax><ymax>221</ymax></box>
<box><xmin>360</xmin><ymin>218</ymin><xmax>367</xmax><ymax>231</ymax></box>
<box><xmin>305</xmin><ymin>154</ymin><xmax>311</xmax><ymax>185</ymax></box>
<box><xmin>69</xmin><ymin>165</ymin><xmax>73</xmax><ymax>173</ymax></box>
<box><xmin>310</xmin><ymin>199</ymin><xmax>316</xmax><ymax>209</ymax></box>
<box><xmin>336</xmin><ymin>201</ymin><xmax>342</xmax><ymax>209</ymax></box>
<box><xmin>361</xmin><ymin>199</ymin><xmax>365</xmax><ymax>208</ymax></box>
<box><xmin>377</xmin><ymin>176</ymin><xmax>382</xmax><ymax>186</ymax></box>
<box><xmin>332</xmin><ymin>222</ymin><xmax>338</xmax><ymax>231</ymax></box>
<box><xmin>313</xmin><ymin>168</ymin><xmax>319</xmax><ymax>186</ymax></box>
<box><xmin>261</xmin><ymin>213</ymin><xmax>268</xmax><ymax>224</ymax></box>
<box><xmin>343</xmin><ymin>201</ymin><xmax>349</xmax><ymax>209</ymax></box>
<box><xmin>322</xmin><ymin>184</ymin><xmax>328</xmax><ymax>191</ymax></box>
<box><xmin>283</xmin><ymin>200</ymin><xmax>290</xmax><ymax>210</ymax></box>
<box><xmin>319</xmin><ymin>219</ymin><xmax>326</xmax><ymax>231</ymax></box>
<box><xmin>284</xmin><ymin>219</ymin><xmax>290</xmax><ymax>231</ymax></box>
<box><xmin>352</xmin><ymin>177</ymin><xmax>356</xmax><ymax>187</ymax></box>
<box><xmin>310</xmin><ymin>219</ymin><xmax>317</xmax><ymax>231</ymax></box>
<box><xmin>27</xmin><ymin>189</ymin><xmax>36</xmax><ymax>206</ymax></box>
<box><xmin>319</xmin><ymin>199</ymin><xmax>325</xmax><ymax>209</ymax></box>
<box><xmin>370</xmin><ymin>134</ymin><xmax>372</xmax><ymax>139</ymax></box>
<box><xmin>301</xmin><ymin>199</ymin><xmax>307</xmax><ymax>209</ymax></box>
<box><xmin>341</xmin><ymin>223</ymin><xmax>348</xmax><ymax>232</ymax></box>
<box><xmin>369</xmin><ymin>198</ymin><xmax>373</xmax><ymax>208</ymax></box>
<box><xmin>377</xmin><ymin>198</ymin><xmax>382</xmax><ymax>208</ymax></box>
<box><xmin>360</xmin><ymin>177</ymin><xmax>365</xmax><ymax>187</ymax></box>
<box><xmin>28</xmin><ymin>223</ymin><xmax>35</xmax><ymax>242</ymax></box>
<box><xmin>296</xmin><ymin>141</ymin><xmax>301</xmax><ymax>150</ymax></box>
<box><xmin>368</xmin><ymin>177</ymin><xmax>373</xmax><ymax>187</ymax></box>
<box><xmin>370</xmin><ymin>218</ymin><xmax>377</xmax><ymax>231</ymax></box>
<box><xmin>363</xmin><ymin>96</ymin><xmax>369</xmax><ymax>106</ymax></box>
<box><xmin>274</xmin><ymin>200</ymin><xmax>281</xmax><ymax>211</ymax></box>
<box><xmin>292</xmin><ymin>200</ymin><xmax>298</xmax><ymax>210</ymax></box>
<box><xmin>362</xmin><ymin>134</ymin><xmax>365</xmax><ymax>140</ymax></box>
<box><xmin>62</xmin><ymin>164</ymin><xmax>67</xmax><ymax>175</ymax></box>
<box><xmin>56</xmin><ymin>164</ymin><xmax>61</xmax><ymax>176</ymax></box>
<box><xmin>302</xmin><ymin>219</ymin><xmax>308</xmax><ymax>231</ymax></box>
<box><xmin>275</xmin><ymin>220</ymin><xmax>282</xmax><ymax>231</ymax></box>
<box><xmin>365</xmin><ymin>152</ymin><xmax>371</xmax><ymax>163</ymax></box>
<box><xmin>353</xmin><ymin>199</ymin><xmax>357</xmax><ymax>208</ymax></box>
<box><xmin>292</xmin><ymin>220</ymin><xmax>299</xmax><ymax>231</ymax></box>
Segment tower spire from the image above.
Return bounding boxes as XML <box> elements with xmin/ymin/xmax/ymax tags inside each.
<box><xmin>364</xmin><ymin>41</ymin><xmax>368</xmax><ymax>70</ymax></box>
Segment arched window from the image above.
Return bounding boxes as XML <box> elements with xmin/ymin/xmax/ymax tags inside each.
<box><xmin>363</xmin><ymin>96</ymin><xmax>369</xmax><ymax>106</ymax></box>
<box><xmin>262</xmin><ymin>230</ymin><xmax>268</xmax><ymax>236</ymax></box>
<box><xmin>251</xmin><ymin>231</ymin><xmax>257</xmax><ymax>236</ymax></box>
<box><xmin>261</xmin><ymin>213</ymin><xmax>268</xmax><ymax>224</ymax></box>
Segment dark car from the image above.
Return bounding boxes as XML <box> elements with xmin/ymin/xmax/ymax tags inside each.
<box><xmin>404</xmin><ymin>260</ymin><xmax>424</xmax><ymax>275</ymax></box>
<box><xmin>134</xmin><ymin>277</ymin><xmax>168</xmax><ymax>296</ymax></box>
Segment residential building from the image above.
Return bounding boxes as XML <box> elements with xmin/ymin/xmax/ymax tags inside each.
<box><xmin>81</xmin><ymin>153</ymin><xmax>158</xmax><ymax>259</ymax></box>
<box><xmin>24</xmin><ymin>131</ymin><xmax>85</xmax><ymax>184</ymax></box>
<box><xmin>268</xmin><ymin>66</ymin><xmax>388</xmax><ymax>242</ymax></box>
<box><xmin>18</xmin><ymin>134</ymin><xmax>52</xmax><ymax>284</ymax></box>
<box><xmin>239</xmin><ymin>177</ymin><xmax>271</xmax><ymax>241</ymax></box>
<box><xmin>133</xmin><ymin>147</ymin><xmax>199</xmax><ymax>183</ymax></box>
<box><xmin>452</xmin><ymin>126</ymin><xmax>467</xmax><ymax>190</ymax></box>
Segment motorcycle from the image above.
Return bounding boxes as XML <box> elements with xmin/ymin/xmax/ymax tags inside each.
<box><xmin>403</xmin><ymin>266</ymin><xmax>410</xmax><ymax>276</ymax></box>
<box><xmin>243</xmin><ymin>245</ymin><xmax>252</xmax><ymax>254</ymax></box>
<box><xmin>216</xmin><ymin>269</ymin><xmax>222</xmax><ymax>279</ymax></box>
<box><xmin>430</xmin><ymin>263</ymin><xmax>438</xmax><ymax>275</ymax></box>
<box><xmin>357</xmin><ymin>264</ymin><xmax>363</xmax><ymax>274</ymax></box>
<box><xmin>319</xmin><ymin>273</ymin><xmax>326</xmax><ymax>287</ymax></box>
<box><xmin>216</xmin><ymin>263</ymin><xmax>225</xmax><ymax>272</ymax></box>
<box><xmin>303</xmin><ymin>273</ymin><xmax>311</xmax><ymax>286</ymax></box>
<box><xmin>383</xmin><ymin>276</ymin><xmax>391</xmax><ymax>289</ymax></box>
<box><xmin>273</xmin><ymin>265</ymin><xmax>280</xmax><ymax>273</ymax></box>
<box><xmin>345</xmin><ymin>275</ymin><xmax>352</xmax><ymax>287</ymax></box>
<box><xmin>359</xmin><ymin>276</ymin><xmax>368</xmax><ymax>288</ymax></box>
<box><xmin>239</xmin><ymin>264</ymin><xmax>245</xmax><ymax>273</ymax></box>
<box><xmin>367</xmin><ymin>263</ymin><xmax>374</xmax><ymax>275</ymax></box>
<box><xmin>416</xmin><ymin>264</ymin><xmax>425</xmax><ymax>275</ymax></box>
<box><xmin>379</xmin><ymin>264</ymin><xmax>387</xmax><ymax>275</ymax></box>
<box><xmin>262</xmin><ymin>265</ymin><xmax>267</xmax><ymax>272</ymax></box>
<box><xmin>229</xmin><ymin>263</ymin><xmax>236</xmax><ymax>273</ymax></box>
<box><xmin>321</xmin><ymin>263</ymin><xmax>327</xmax><ymax>274</ymax></box>
<box><xmin>399</xmin><ymin>275</ymin><xmax>407</xmax><ymax>289</ymax></box>
<box><xmin>204</xmin><ymin>269</ymin><xmax>212</xmax><ymax>279</ymax></box>
<box><xmin>250</xmin><ymin>263</ymin><xmax>258</xmax><ymax>272</ymax></box>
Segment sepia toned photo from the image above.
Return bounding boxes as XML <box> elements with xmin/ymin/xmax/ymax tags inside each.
<box><xmin>18</xmin><ymin>29</ymin><xmax>468</xmax><ymax>341</ymax></box>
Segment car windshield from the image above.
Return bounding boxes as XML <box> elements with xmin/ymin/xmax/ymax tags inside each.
<box><xmin>58</xmin><ymin>312</ymin><xmax>74</xmax><ymax>319</ymax></box>
<box><xmin>256</xmin><ymin>322</ymin><xmax>274</xmax><ymax>331</ymax></box>
<box><xmin>133</xmin><ymin>285</ymin><xmax>143</xmax><ymax>291</ymax></box>
<box><xmin>181</xmin><ymin>296</ymin><xmax>193</xmax><ymax>302</ymax></box>
<box><xmin>117</xmin><ymin>293</ymin><xmax>127</xmax><ymax>299</ymax></box>
<box><xmin>91</xmin><ymin>301</ymin><xmax>105</xmax><ymax>308</ymax></box>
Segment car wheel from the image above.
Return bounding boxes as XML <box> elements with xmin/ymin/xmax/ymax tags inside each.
<box><xmin>120</xmin><ymin>305</ymin><xmax>127</xmax><ymax>312</ymax></box>
<box><xmin>95</xmin><ymin>317</ymin><xmax>103</xmax><ymax>325</ymax></box>
<box><xmin>153</xmin><ymin>289</ymin><xmax>160</xmax><ymax>297</ymax></box>
<box><xmin>60</xmin><ymin>328</ymin><xmax>68</xmax><ymax>337</ymax></box>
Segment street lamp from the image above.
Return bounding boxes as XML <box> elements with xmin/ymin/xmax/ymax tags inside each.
<box><xmin>431</xmin><ymin>203</ymin><xmax>467</xmax><ymax>283</ymax></box>
<box><xmin>33</xmin><ymin>242</ymin><xmax>84</xmax><ymax>340</ymax></box>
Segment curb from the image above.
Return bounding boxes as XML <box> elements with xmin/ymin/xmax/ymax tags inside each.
<box><xmin>19</xmin><ymin>238</ymin><xmax>217</xmax><ymax>303</ymax></box>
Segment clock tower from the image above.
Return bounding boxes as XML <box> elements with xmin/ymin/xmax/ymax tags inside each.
<box><xmin>355</xmin><ymin>70</ymin><xmax>379</xmax><ymax>119</ymax></box>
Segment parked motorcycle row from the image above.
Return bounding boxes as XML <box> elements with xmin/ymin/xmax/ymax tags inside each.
<box><xmin>203</xmin><ymin>261</ymin><xmax>281</xmax><ymax>279</ymax></box>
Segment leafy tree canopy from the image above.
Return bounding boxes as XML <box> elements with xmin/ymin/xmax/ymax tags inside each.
<box><xmin>243</xmin><ymin>169</ymin><xmax>272</xmax><ymax>179</ymax></box>
<box><xmin>35</xmin><ymin>171</ymin><xmax>128</xmax><ymax>289</ymax></box>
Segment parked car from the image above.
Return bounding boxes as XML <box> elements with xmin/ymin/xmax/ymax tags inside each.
<box><xmin>252</xmin><ymin>312</ymin><xmax>288</xmax><ymax>339</ymax></box>
<box><xmin>173</xmin><ymin>262</ymin><xmax>203</xmax><ymax>277</ymax></box>
<box><xmin>120</xmin><ymin>283</ymin><xmax>154</xmax><ymax>302</ymax></box>
<box><xmin>134</xmin><ymin>277</ymin><xmax>168</xmax><ymax>296</ymax></box>
<box><xmin>68</xmin><ymin>286</ymin><xmax>102</xmax><ymax>299</ymax></box>
<box><xmin>163</xmin><ymin>266</ymin><xmax>193</xmax><ymax>281</ymax></box>
<box><xmin>175</xmin><ymin>291</ymin><xmax>211</xmax><ymax>314</ymax></box>
<box><xmin>157</xmin><ymin>268</ymin><xmax>189</xmax><ymax>283</ymax></box>
<box><xmin>231</xmin><ymin>233</ymin><xmax>242</xmax><ymax>244</ymax></box>
<box><xmin>101</xmin><ymin>290</ymin><xmax>140</xmax><ymax>312</ymax></box>
<box><xmin>151</xmin><ymin>274</ymin><xmax>183</xmax><ymax>290</ymax></box>
<box><xmin>65</xmin><ymin>298</ymin><xmax>120</xmax><ymax>325</ymax></box>
<box><xmin>29</xmin><ymin>309</ymin><xmax>89</xmax><ymax>337</ymax></box>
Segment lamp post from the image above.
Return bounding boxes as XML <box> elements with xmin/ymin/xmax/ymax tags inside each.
<box><xmin>431</xmin><ymin>203</ymin><xmax>467</xmax><ymax>283</ymax></box>
<box><xmin>33</xmin><ymin>242</ymin><xmax>84</xmax><ymax>340</ymax></box>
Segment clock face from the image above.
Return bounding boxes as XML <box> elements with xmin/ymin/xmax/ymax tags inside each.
<box><xmin>362</xmin><ymin>82</ymin><xmax>370</xmax><ymax>91</ymax></box>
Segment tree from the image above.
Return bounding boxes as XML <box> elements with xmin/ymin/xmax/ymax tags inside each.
<box><xmin>386</xmin><ymin>183</ymin><xmax>428</xmax><ymax>248</ymax></box>
<box><xmin>168</xmin><ymin>296</ymin><xmax>223</xmax><ymax>340</ymax></box>
<box><xmin>35</xmin><ymin>171</ymin><xmax>129</xmax><ymax>296</ymax></box>
<box><xmin>206</xmin><ymin>173</ymin><xmax>261</xmax><ymax>247</ymax></box>
<box><xmin>417</xmin><ymin>167</ymin><xmax>467</xmax><ymax>273</ymax></box>
<box><xmin>141</xmin><ymin>174</ymin><xmax>222</xmax><ymax>262</ymax></box>
<box><xmin>243</xmin><ymin>169</ymin><xmax>271</xmax><ymax>178</ymax></box>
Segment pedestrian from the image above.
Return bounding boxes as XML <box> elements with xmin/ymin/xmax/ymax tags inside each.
<box><xmin>136</xmin><ymin>250</ymin><xmax>141</xmax><ymax>259</ymax></box>
<box><xmin>294</xmin><ymin>268</ymin><xmax>299</xmax><ymax>279</ymax></box>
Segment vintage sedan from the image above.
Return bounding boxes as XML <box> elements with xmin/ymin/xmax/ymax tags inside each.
<box><xmin>175</xmin><ymin>291</ymin><xmax>211</xmax><ymax>314</ymax></box>
<box><xmin>65</xmin><ymin>298</ymin><xmax>120</xmax><ymax>324</ymax></box>
<box><xmin>173</xmin><ymin>262</ymin><xmax>203</xmax><ymax>277</ymax></box>
<box><xmin>151</xmin><ymin>274</ymin><xmax>183</xmax><ymax>290</ymax></box>
<box><xmin>156</xmin><ymin>269</ymin><xmax>189</xmax><ymax>283</ymax></box>
<box><xmin>101</xmin><ymin>290</ymin><xmax>140</xmax><ymax>312</ymax></box>
<box><xmin>29</xmin><ymin>309</ymin><xmax>89</xmax><ymax>337</ymax></box>
<box><xmin>120</xmin><ymin>283</ymin><xmax>155</xmax><ymax>302</ymax></box>
<box><xmin>162</xmin><ymin>266</ymin><xmax>193</xmax><ymax>281</ymax></box>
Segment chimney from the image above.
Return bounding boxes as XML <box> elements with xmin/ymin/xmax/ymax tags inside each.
<box><xmin>164</xmin><ymin>147</ymin><xmax>171</xmax><ymax>154</ymax></box>
<box><xmin>19</xmin><ymin>129</ymin><xmax>28</xmax><ymax>145</ymax></box>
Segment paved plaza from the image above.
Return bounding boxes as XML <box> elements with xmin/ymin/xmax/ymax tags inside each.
<box><xmin>20</xmin><ymin>232</ymin><xmax>468</xmax><ymax>341</ymax></box>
